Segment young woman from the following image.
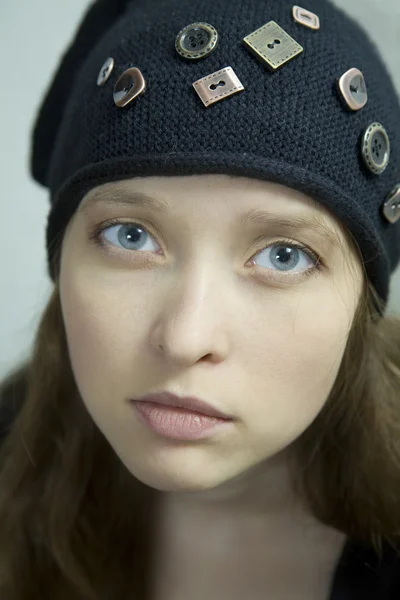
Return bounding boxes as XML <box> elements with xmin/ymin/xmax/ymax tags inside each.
<box><xmin>1</xmin><ymin>0</ymin><xmax>400</xmax><ymax>598</ymax></box>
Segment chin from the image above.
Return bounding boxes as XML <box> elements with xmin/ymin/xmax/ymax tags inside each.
<box><xmin>121</xmin><ymin>457</ymin><xmax>226</xmax><ymax>493</ymax></box>
<box><xmin>140</xmin><ymin>472</ymin><xmax>223</xmax><ymax>493</ymax></box>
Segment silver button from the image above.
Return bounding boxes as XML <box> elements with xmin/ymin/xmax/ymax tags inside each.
<box><xmin>382</xmin><ymin>184</ymin><xmax>400</xmax><ymax>224</ymax></box>
<box><xmin>243</xmin><ymin>21</ymin><xmax>303</xmax><ymax>72</ymax></box>
<box><xmin>97</xmin><ymin>57</ymin><xmax>114</xmax><ymax>86</ymax></box>
<box><xmin>175</xmin><ymin>22</ymin><xmax>218</xmax><ymax>60</ymax></box>
<box><xmin>292</xmin><ymin>6</ymin><xmax>320</xmax><ymax>30</ymax></box>
<box><xmin>361</xmin><ymin>122</ymin><xmax>390</xmax><ymax>175</ymax></box>
<box><xmin>192</xmin><ymin>66</ymin><xmax>245</xmax><ymax>107</ymax></box>
<box><xmin>113</xmin><ymin>68</ymin><xmax>146</xmax><ymax>107</ymax></box>
<box><xmin>338</xmin><ymin>68</ymin><xmax>367</xmax><ymax>111</ymax></box>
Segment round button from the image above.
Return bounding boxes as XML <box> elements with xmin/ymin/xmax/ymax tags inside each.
<box><xmin>361</xmin><ymin>122</ymin><xmax>390</xmax><ymax>175</ymax></box>
<box><xmin>338</xmin><ymin>68</ymin><xmax>367</xmax><ymax>111</ymax></box>
<box><xmin>97</xmin><ymin>57</ymin><xmax>114</xmax><ymax>86</ymax></box>
<box><xmin>175</xmin><ymin>22</ymin><xmax>218</xmax><ymax>60</ymax></box>
<box><xmin>113</xmin><ymin>67</ymin><xmax>146</xmax><ymax>107</ymax></box>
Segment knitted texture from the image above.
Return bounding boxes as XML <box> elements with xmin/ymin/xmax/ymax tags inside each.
<box><xmin>30</xmin><ymin>0</ymin><xmax>400</xmax><ymax>311</ymax></box>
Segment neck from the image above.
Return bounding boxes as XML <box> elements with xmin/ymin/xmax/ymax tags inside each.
<box><xmin>159</xmin><ymin>446</ymin><xmax>305</xmax><ymax>515</ymax></box>
<box><xmin>150</xmin><ymin>492</ymin><xmax>348</xmax><ymax>600</ymax></box>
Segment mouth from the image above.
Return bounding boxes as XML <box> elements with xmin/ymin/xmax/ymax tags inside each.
<box><xmin>131</xmin><ymin>399</ymin><xmax>234</xmax><ymax>441</ymax></box>
<box><xmin>131</xmin><ymin>391</ymin><xmax>233</xmax><ymax>420</ymax></box>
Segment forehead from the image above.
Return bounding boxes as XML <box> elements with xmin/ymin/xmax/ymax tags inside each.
<box><xmin>82</xmin><ymin>174</ymin><xmax>323</xmax><ymax>213</ymax></box>
<box><xmin>80</xmin><ymin>175</ymin><xmax>353</xmax><ymax>252</ymax></box>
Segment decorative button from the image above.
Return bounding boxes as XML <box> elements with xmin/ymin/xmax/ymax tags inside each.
<box><xmin>292</xmin><ymin>6</ymin><xmax>320</xmax><ymax>30</ymax></box>
<box><xmin>175</xmin><ymin>22</ymin><xmax>218</xmax><ymax>60</ymax></box>
<box><xmin>97</xmin><ymin>57</ymin><xmax>114</xmax><ymax>86</ymax></box>
<box><xmin>338</xmin><ymin>68</ymin><xmax>367</xmax><ymax>111</ymax></box>
<box><xmin>361</xmin><ymin>122</ymin><xmax>390</xmax><ymax>175</ymax></box>
<box><xmin>382</xmin><ymin>184</ymin><xmax>400</xmax><ymax>224</ymax></box>
<box><xmin>243</xmin><ymin>21</ymin><xmax>303</xmax><ymax>72</ymax></box>
<box><xmin>113</xmin><ymin>68</ymin><xmax>146</xmax><ymax>107</ymax></box>
<box><xmin>192</xmin><ymin>66</ymin><xmax>244</xmax><ymax>107</ymax></box>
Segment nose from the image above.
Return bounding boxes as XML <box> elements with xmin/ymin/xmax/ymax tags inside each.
<box><xmin>150</xmin><ymin>264</ymin><xmax>230</xmax><ymax>365</ymax></box>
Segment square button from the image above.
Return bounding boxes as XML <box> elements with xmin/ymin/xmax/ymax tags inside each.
<box><xmin>243</xmin><ymin>21</ymin><xmax>303</xmax><ymax>72</ymax></box>
<box><xmin>192</xmin><ymin>66</ymin><xmax>245</xmax><ymax>107</ymax></box>
<box><xmin>338</xmin><ymin>68</ymin><xmax>368</xmax><ymax>111</ymax></box>
<box><xmin>382</xmin><ymin>184</ymin><xmax>400</xmax><ymax>224</ymax></box>
<box><xmin>292</xmin><ymin>6</ymin><xmax>320</xmax><ymax>30</ymax></box>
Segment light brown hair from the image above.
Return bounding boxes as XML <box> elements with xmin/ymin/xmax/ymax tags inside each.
<box><xmin>1</xmin><ymin>236</ymin><xmax>400</xmax><ymax>599</ymax></box>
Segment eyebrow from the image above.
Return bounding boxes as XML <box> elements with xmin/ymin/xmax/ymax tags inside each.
<box><xmin>81</xmin><ymin>188</ymin><xmax>344</xmax><ymax>251</ymax></box>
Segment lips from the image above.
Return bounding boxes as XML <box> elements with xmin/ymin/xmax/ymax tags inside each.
<box><xmin>131</xmin><ymin>391</ymin><xmax>233</xmax><ymax>420</ymax></box>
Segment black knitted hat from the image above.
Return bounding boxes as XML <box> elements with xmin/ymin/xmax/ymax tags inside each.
<box><xmin>30</xmin><ymin>0</ymin><xmax>400</xmax><ymax>314</ymax></box>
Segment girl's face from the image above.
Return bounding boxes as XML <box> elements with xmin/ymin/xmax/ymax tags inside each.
<box><xmin>60</xmin><ymin>174</ymin><xmax>363</xmax><ymax>495</ymax></box>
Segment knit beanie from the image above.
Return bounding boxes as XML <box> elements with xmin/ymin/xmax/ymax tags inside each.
<box><xmin>30</xmin><ymin>0</ymin><xmax>400</xmax><ymax>315</ymax></box>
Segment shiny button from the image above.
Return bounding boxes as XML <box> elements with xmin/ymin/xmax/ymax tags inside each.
<box><xmin>97</xmin><ymin>57</ymin><xmax>114</xmax><ymax>86</ymax></box>
<box><xmin>175</xmin><ymin>22</ymin><xmax>218</xmax><ymax>60</ymax></box>
<box><xmin>113</xmin><ymin>68</ymin><xmax>146</xmax><ymax>107</ymax></box>
<box><xmin>361</xmin><ymin>122</ymin><xmax>390</xmax><ymax>175</ymax></box>
<box><xmin>292</xmin><ymin>6</ymin><xmax>320</xmax><ymax>30</ymax></box>
<box><xmin>243</xmin><ymin>21</ymin><xmax>303</xmax><ymax>72</ymax></box>
<box><xmin>382</xmin><ymin>184</ymin><xmax>400</xmax><ymax>224</ymax></box>
<box><xmin>192</xmin><ymin>66</ymin><xmax>244</xmax><ymax>107</ymax></box>
<box><xmin>338</xmin><ymin>68</ymin><xmax>367</xmax><ymax>111</ymax></box>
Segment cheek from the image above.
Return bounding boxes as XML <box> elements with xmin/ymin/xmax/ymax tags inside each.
<box><xmin>59</xmin><ymin>275</ymin><xmax>142</xmax><ymax>402</ymax></box>
<box><xmin>242</xmin><ymin>290</ymin><xmax>352</xmax><ymax>437</ymax></box>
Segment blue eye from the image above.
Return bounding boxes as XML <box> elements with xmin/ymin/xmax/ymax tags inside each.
<box><xmin>96</xmin><ymin>221</ymin><xmax>160</xmax><ymax>253</ymax></box>
<box><xmin>252</xmin><ymin>244</ymin><xmax>317</xmax><ymax>274</ymax></box>
<box><xmin>89</xmin><ymin>219</ymin><xmax>322</xmax><ymax>279</ymax></box>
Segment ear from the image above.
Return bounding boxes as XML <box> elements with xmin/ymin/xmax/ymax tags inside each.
<box><xmin>29</xmin><ymin>0</ymin><xmax>132</xmax><ymax>187</ymax></box>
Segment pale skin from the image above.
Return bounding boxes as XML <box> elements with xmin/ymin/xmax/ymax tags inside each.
<box><xmin>60</xmin><ymin>174</ymin><xmax>363</xmax><ymax>599</ymax></box>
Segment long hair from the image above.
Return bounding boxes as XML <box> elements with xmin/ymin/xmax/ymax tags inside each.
<box><xmin>1</xmin><ymin>238</ymin><xmax>400</xmax><ymax>599</ymax></box>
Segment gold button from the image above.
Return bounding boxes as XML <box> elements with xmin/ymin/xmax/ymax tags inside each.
<box><xmin>97</xmin><ymin>57</ymin><xmax>114</xmax><ymax>86</ymax></box>
<box><xmin>382</xmin><ymin>184</ymin><xmax>400</xmax><ymax>224</ymax></box>
<box><xmin>243</xmin><ymin>21</ymin><xmax>303</xmax><ymax>72</ymax></box>
<box><xmin>175</xmin><ymin>22</ymin><xmax>218</xmax><ymax>60</ymax></box>
<box><xmin>192</xmin><ymin>66</ymin><xmax>245</xmax><ymax>107</ymax></box>
<box><xmin>292</xmin><ymin>6</ymin><xmax>320</xmax><ymax>30</ymax></box>
<box><xmin>113</xmin><ymin>68</ymin><xmax>146</xmax><ymax>107</ymax></box>
<box><xmin>338</xmin><ymin>68</ymin><xmax>368</xmax><ymax>111</ymax></box>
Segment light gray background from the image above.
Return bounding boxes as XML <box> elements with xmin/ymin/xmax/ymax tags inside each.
<box><xmin>1</xmin><ymin>1</ymin><xmax>399</xmax><ymax>380</ymax></box>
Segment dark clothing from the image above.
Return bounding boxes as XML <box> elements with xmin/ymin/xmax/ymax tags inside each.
<box><xmin>1</xmin><ymin>373</ymin><xmax>399</xmax><ymax>597</ymax></box>
<box><xmin>329</xmin><ymin>536</ymin><xmax>400</xmax><ymax>599</ymax></box>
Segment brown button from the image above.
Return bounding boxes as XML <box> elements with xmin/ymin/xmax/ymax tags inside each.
<box><xmin>382</xmin><ymin>184</ymin><xmax>400</xmax><ymax>224</ymax></box>
<box><xmin>292</xmin><ymin>6</ymin><xmax>320</xmax><ymax>30</ymax></box>
<box><xmin>192</xmin><ymin>66</ymin><xmax>245</xmax><ymax>107</ymax></box>
<box><xmin>243</xmin><ymin>21</ymin><xmax>303</xmax><ymax>72</ymax></box>
<box><xmin>97</xmin><ymin>57</ymin><xmax>114</xmax><ymax>86</ymax></box>
<box><xmin>113</xmin><ymin>68</ymin><xmax>146</xmax><ymax>107</ymax></box>
<box><xmin>338</xmin><ymin>68</ymin><xmax>368</xmax><ymax>111</ymax></box>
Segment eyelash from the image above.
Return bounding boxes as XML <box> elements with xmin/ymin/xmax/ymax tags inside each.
<box><xmin>88</xmin><ymin>218</ymin><xmax>323</xmax><ymax>281</ymax></box>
